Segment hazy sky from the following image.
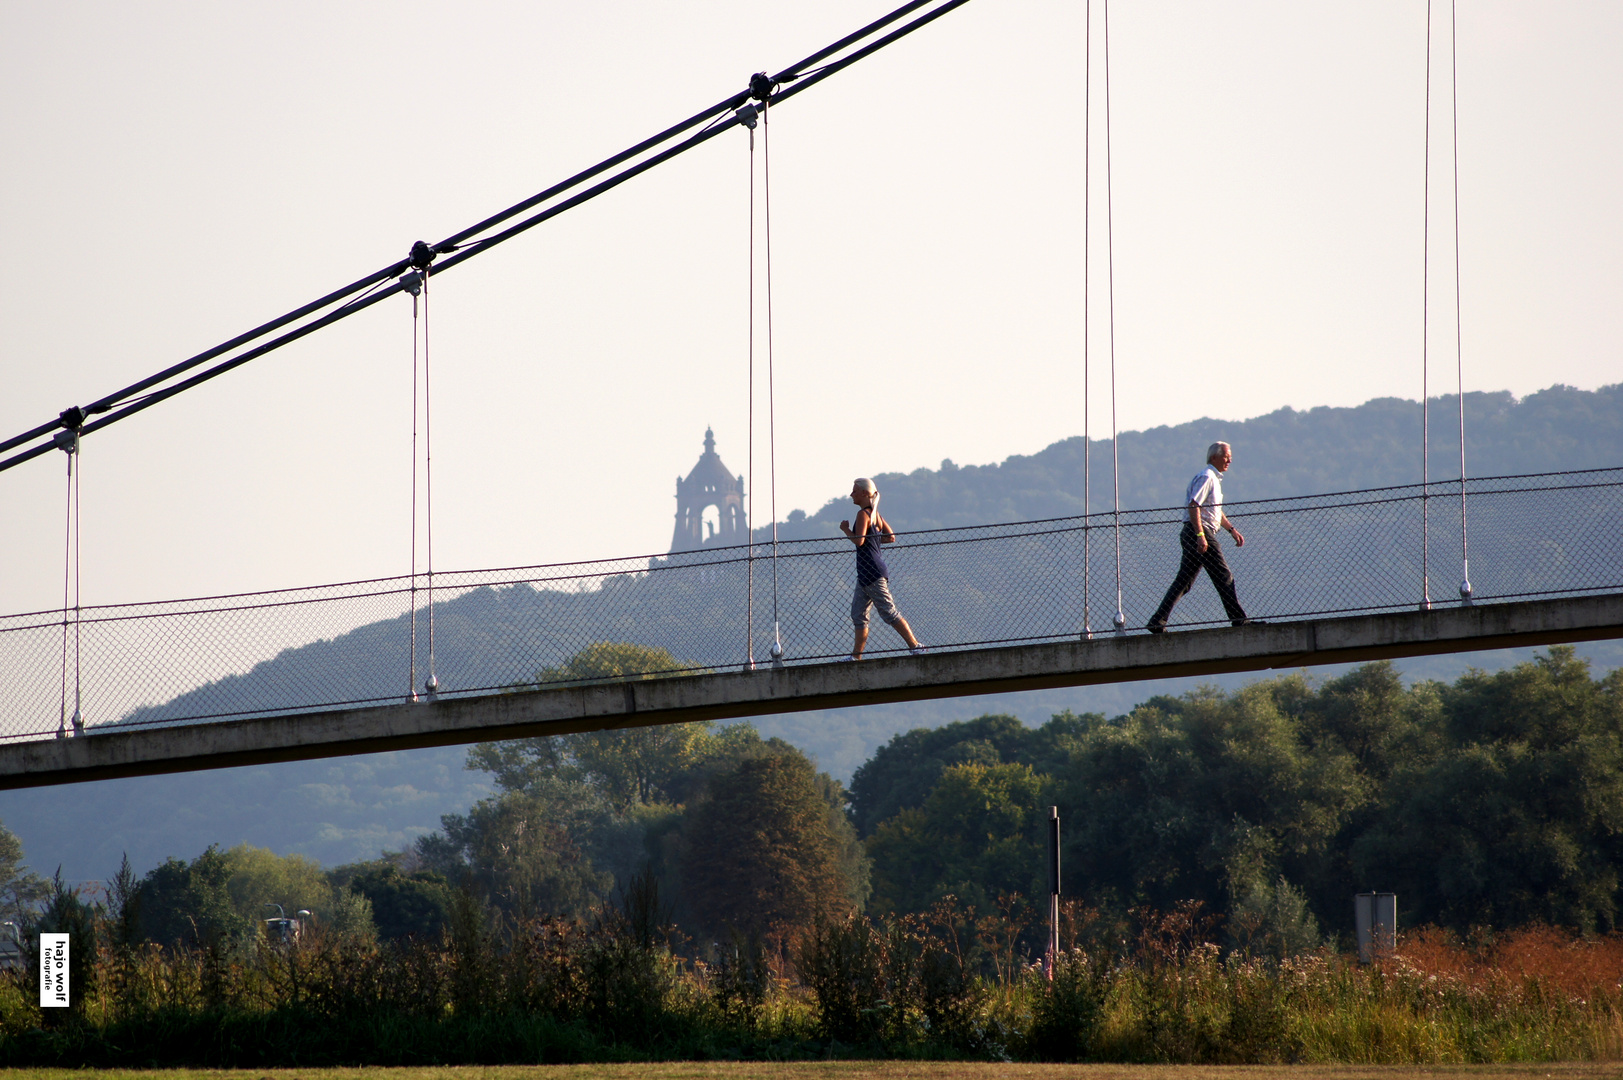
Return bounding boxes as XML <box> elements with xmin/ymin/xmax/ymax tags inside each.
<box><xmin>2</xmin><ymin>0</ymin><xmax>1619</xmax><ymax>617</ymax></box>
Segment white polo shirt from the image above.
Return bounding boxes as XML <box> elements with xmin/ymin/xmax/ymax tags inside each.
<box><xmin>1186</xmin><ymin>465</ymin><xmax>1224</xmax><ymax>534</ymax></box>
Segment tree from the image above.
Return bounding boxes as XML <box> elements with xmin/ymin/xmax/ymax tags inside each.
<box><xmin>471</xmin><ymin>642</ymin><xmax>727</xmax><ymax>809</ymax></box>
<box><xmin>680</xmin><ymin>750</ymin><xmax>865</xmax><ymax>946</ymax></box>
<box><xmin>1050</xmin><ymin>677</ymin><xmax>1365</xmax><ymax>917</ymax></box>
<box><xmin>866</xmin><ymin>762</ymin><xmax>1049</xmax><ymax>914</ymax></box>
<box><xmin>535</xmin><ymin>640</ymin><xmax>691</xmax><ymax>686</ymax></box>
<box><xmin>848</xmin><ymin>712</ymin><xmax>1098</xmax><ymax>837</ymax></box>
<box><xmin>1300</xmin><ymin>661</ymin><xmax>1440</xmax><ymax>783</ymax></box>
<box><xmin>465</xmin><ymin>736</ymin><xmax>571</xmax><ymax>793</ymax></box>
<box><xmin>846</xmin><ymin>656</ymin><xmax>1623</xmax><ymax>938</ymax></box>
<box><xmin>220</xmin><ymin>844</ymin><xmax>375</xmax><ymax>943</ymax></box>
<box><xmin>339</xmin><ymin>864</ymin><xmax>453</xmax><ymax>941</ymax></box>
<box><xmin>1353</xmin><ymin>648</ymin><xmax>1623</xmax><ymax>933</ymax></box>
<box><xmin>129</xmin><ymin>844</ymin><xmax>377</xmax><ymax>947</ymax></box>
<box><xmin>460</xmin><ymin>646</ymin><xmax>821</xmax><ymax>925</ymax></box>
<box><xmin>0</xmin><ymin>818</ymin><xmax>47</xmax><ymax>926</ymax></box>
<box><xmin>1288</xmin><ymin>662</ymin><xmax>1444</xmax><ymax>922</ymax></box>
<box><xmin>469</xmin><ymin>719</ymin><xmax>755</xmax><ymax>810</ymax></box>
<box><xmin>418</xmin><ymin>781</ymin><xmax>614</xmax><ymax>919</ymax></box>
<box><xmin>849</xmin><ymin>714</ymin><xmax>1029</xmax><ymax>837</ymax></box>
<box><xmin>1228</xmin><ymin>875</ymin><xmax>1322</xmax><ymax>960</ymax></box>
<box><xmin>816</xmin><ymin>771</ymin><xmax>873</xmax><ymax>915</ymax></box>
<box><xmin>135</xmin><ymin>846</ymin><xmax>253</xmax><ymax>948</ymax></box>
<box><xmin>567</xmin><ymin>724</ymin><xmax>721</xmax><ymax>811</ymax></box>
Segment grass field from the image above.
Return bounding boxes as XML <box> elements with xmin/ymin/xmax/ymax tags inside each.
<box><xmin>3</xmin><ymin>1065</ymin><xmax>1622</xmax><ymax>1080</ymax></box>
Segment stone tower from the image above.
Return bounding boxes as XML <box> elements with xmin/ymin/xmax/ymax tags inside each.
<box><xmin>671</xmin><ymin>427</ymin><xmax>747</xmax><ymax>552</ymax></box>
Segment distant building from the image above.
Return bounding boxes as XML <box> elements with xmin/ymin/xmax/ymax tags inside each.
<box><xmin>671</xmin><ymin>428</ymin><xmax>747</xmax><ymax>552</ymax></box>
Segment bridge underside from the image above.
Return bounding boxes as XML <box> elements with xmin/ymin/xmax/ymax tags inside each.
<box><xmin>4</xmin><ymin>593</ymin><xmax>1620</xmax><ymax>790</ymax></box>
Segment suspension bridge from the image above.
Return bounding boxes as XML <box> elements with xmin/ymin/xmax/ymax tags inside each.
<box><xmin>5</xmin><ymin>592</ymin><xmax>1621</xmax><ymax>790</ymax></box>
<box><xmin>1</xmin><ymin>1</ymin><xmax>1620</xmax><ymax>788</ymax></box>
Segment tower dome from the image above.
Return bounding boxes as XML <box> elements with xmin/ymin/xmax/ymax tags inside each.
<box><xmin>670</xmin><ymin>428</ymin><xmax>746</xmax><ymax>552</ymax></box>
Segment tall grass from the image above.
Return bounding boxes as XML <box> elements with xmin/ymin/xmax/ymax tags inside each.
<box><xmin>4</xmin><ymin>894</ymin><xmax>1620</xmax><ymax>1066</ymax></box>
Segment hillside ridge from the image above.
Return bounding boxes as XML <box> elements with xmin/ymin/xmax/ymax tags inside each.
<box><xmin>4</xmin><ymin>382</ymin><xmax>1620</xmax><ymax>881</ymax></box>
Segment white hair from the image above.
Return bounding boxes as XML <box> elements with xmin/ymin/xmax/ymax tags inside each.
<box><xmin>1207</xmin><ymin>441</ymin><xmax>1230</xmax><ymax>462</ymax></box>
<box><xmin>854</xmin><ymin>477</ymin><xmax>880</xmax><ymax>516</ymax></box>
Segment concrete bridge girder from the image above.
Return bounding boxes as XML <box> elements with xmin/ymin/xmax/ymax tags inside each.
<box><xmin>3</xmin><ymin>593</ymin><xmax>1619</xmax><ymax>790</ymax></box>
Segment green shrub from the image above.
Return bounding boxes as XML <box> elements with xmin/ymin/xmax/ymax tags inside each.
<box><xmin>1023</xmin><ymin>949</ymin><xmax>1107</xmax><ymax>1060</ymax></box>
<box><xmin>1</xmin><ymin>897</ymin><xmax>1620</xmax><ymax>1066</ymax></box>
<box><xmin>797</xmin><ymin>913</ymin><xmax>890</xmax><ymax>1044</ymax></box>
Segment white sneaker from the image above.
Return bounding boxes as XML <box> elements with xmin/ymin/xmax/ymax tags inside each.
<box><xmin>836</xmin><ymin>655</ymin><xmax>859</xmax><ymax>663</ymax></box>
<box><xmin>909</xmin><ymin>645</ymin><xmax>929</xmax><ymax>656</ymax></box>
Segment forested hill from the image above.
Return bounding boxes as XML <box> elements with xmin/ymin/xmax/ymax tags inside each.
<box><xmin>765</xmin><ymin>384</ymin><xmax>1623</xmax><ymax>537</ymax></box>
<box><xmin>4</xmin><ymin>382</ymin><xmax>1620</xmax><ymax>884</ymax></box>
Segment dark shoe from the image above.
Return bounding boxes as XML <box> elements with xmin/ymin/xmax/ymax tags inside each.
<box><xmin>1232</xmin><ymin>618</ymin><xmax>1266</xmax><ymax>627</ymax></box>
<box><xmin>1146</xmin><ymin>622</ymin><xmax>1166</xmax><ymax>634</ymax></box>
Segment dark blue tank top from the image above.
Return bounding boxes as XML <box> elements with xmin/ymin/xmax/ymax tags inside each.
<box><xmin>855</xmin><ymin>511</ymin><xmax>890</xmax><ymax>585</ymax></box>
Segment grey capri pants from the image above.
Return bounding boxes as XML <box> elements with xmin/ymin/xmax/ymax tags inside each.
<box><xmin>852</xmin><ymin>579</ymin><xmax>904</xmax><ymax>629</ymax></box>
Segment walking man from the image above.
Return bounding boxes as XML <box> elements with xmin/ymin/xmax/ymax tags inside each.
<box><xmin>839</xmin><ymin>478</ymin><xmax>927</xmax><ymax>660</ymax></box>
<box><xmin>1146</xmin><ymin>442</ymin><xmax>1252</xmax><ymax>633</ymax></box>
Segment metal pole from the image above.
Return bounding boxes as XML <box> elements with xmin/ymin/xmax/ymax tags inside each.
<box><xmin>1046</xmin><ymin>805</ymin><xmax>1060</xmax><ymax>978</ymax></box>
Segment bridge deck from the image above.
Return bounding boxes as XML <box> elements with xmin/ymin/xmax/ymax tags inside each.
<box><xmin>3</xmin><ymin>593</ymin><xmax>1619</xmax><ymax>790</ymax></box>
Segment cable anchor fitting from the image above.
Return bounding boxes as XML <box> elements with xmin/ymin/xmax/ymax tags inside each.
<box><xmin>736</xmin><ymin>103</ymin><xmax>760</xmax><ymax>130</ymax></box>
<box><xmin>54</xmin><ymin>403</ymin><xmax>106</xmax><ymax>452</ymax></box>
<box><xmin>408</xmin><ymin>240</ymin><xmax>439</xmax><ymax>271</ymax></box>
<box><xmin>405</xmin><ymin>239</ymin><xmax>464</xmax><ymax>289</ymax></box>
<box><xmin>749</xmin><ymin>72</ymin><xmax>776</xmax><ymax>103</ymax></box>
<box><xmin>55</xmin><ymin>407</ymin><xmax>85</xmax><ymax>454</ymax></box>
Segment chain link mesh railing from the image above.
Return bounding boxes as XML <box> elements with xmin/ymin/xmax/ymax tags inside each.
<box><xmin>3</xmin><ymin>468</ymin><xmax>1620</xmax><ymax>742</ymax></box>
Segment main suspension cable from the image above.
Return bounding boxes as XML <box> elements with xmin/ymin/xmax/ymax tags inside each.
<box><xmin>1105</xmin><ymin>0</ymin><xmax>1125</xmax><ymax>636</ymax></box>
<box><xmin>0</xmin><ymin>0</ymin><xmax>976</xmax><ymax>478</ymax></box>
<box><xmin>1449</xmin><ymin>0</ymin><xmax>1472</xmax><ymax>605</ymax></box>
